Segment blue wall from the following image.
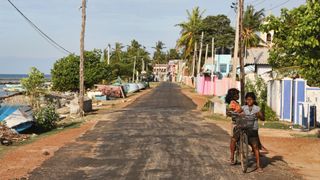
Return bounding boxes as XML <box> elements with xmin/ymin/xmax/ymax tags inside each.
<box><xmin>215</xmin><ymin>55</ymin><xmax>232</xmax><ymax>77</ymax></box>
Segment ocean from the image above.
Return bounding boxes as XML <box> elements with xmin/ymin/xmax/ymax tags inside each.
<box><xmin>0</xmin><ymin>74</ymin><xmax>51</xmax><ymax>97</ymax></box>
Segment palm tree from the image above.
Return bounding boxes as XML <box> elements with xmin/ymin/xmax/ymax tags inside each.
<box><xmin>152</xmin><ymin>41</ymin><xmax>166</xmax><ymax>64</ymax></box>
<box><xmin>242</xmin><ymin>5</ymin><xmax>265</xmax><ymax>48</ymax></box>
<box><xmin>112</xmin><ymin>42</ymin><xmax>124</xmax><ymax>62</ymax></box>
<box><xmin>176</xmin><ymin>7</ymin><xmax>204</xmax><ymax>59</ymax></box>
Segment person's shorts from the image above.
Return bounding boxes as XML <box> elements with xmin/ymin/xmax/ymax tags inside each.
<box><xmin>232</xmin><ymin>127</ymin><xmax>259</xmax><ymax>147</ymax></box>
<box><xmin>247</xmin><ymin>129</ymin><xmax>259</xmax><ymax>147</ymax></box>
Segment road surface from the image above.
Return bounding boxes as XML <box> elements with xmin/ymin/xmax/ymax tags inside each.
<box><xmin>30</xmin><ymin>83</ymin><xmax>300</xmax><ymax>180</ymax></box>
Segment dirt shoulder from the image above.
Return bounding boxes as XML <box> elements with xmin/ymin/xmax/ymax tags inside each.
<box><xmin>180</xmin><ymin>84</ymin><xmax>320</xmax><ymax>180</ymax></box>
<box><xmin>0</xmin><ymin>85</ymin><xmax>157</xmax><ymax>180</ymax></box>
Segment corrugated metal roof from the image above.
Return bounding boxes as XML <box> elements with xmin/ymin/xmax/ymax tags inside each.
<box><xmin>244</xmin><ymin>47</ymin><xmax>269</xmax><ymax>65</ymax></box>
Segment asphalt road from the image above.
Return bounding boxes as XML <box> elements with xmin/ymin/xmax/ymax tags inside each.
<box><xmin>29</xmin><ymin>83</ymin><xmax>300</xmax><ymax>180</ymax></box>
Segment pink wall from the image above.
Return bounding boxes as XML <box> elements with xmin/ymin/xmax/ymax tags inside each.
<box><xmin>196</xmin><ymin>76</ymin><xmax>240</xmax><ymax>96</ymax></box>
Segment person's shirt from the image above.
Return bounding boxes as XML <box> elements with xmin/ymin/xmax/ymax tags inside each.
<box><xmin>242</xmin><ymin>105</ymin><xmax>260</xmax><ymax>130</ymax></box>
<box><xmin>229</xmin><ymin>100</ymin><xmax>242</xmax><ymax>113</ymax></box>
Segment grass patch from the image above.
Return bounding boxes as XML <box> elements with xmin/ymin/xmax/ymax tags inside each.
<box><xmin>0</xmin><ymin>121</ymin><xmax>83</xmax><ymax>156</ymax></box>
<box><xmin>290</xmin><ymin>133</ymin><xmax>319</xmax><ymax>139</ymax></box>
<box><xmin>260</xmin><ymin>121</ymin><xmax>291</xmax><ymax>130</ymax></box>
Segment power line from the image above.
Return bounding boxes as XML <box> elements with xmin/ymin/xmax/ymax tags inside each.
<box><xmin>266</xmin><ymin>0</ymin><xmax>291</xmax><ymax>11</ymax></box>
<box><xmin>252</xmin><ymin>0</ymin><xmax>267</xmax><ymax>6</ymax></box>
<box><xmin>7</xmin><ymin>0</ymin><xmax>72</xmax><ymax>55</ymax></box>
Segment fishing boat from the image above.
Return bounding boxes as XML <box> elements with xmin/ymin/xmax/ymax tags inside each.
<box><xmin>0</xmin><ymin>105</ymin><xmax>33</xmax><ymax>132</ymax></box>
<box><xmin>3</xmin><ymin>84</ymin><xmax>25</xmax><ymax>92</ymax></box>
<box><xmin>123</xmin><ymin>83</ymin><xmax>140</xmax><ymax>94</ymax></box>
<box><xmin>137</xmin><ymin>83</ymin><xmax>146</xmax><ymax>90</ymax></box>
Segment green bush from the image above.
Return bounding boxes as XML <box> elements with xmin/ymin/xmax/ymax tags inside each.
<box><xmin>263</xmin><ymin>104</ymin><xmax>279</xmax><ymax>121</ymax></box>
<box><xmin>245</xmin><ymin>75</ymin><xmax>278</xmax><ymax>121</ymax></box>
<box><xmin>34</xmin><ymin>105</ymin><xmax>60</xmax><ymax>130</ymax></box>
<box><xmin>51</xmin><ymin>50</ymin><xmax>113</xmax><ymax>91</ymax></box>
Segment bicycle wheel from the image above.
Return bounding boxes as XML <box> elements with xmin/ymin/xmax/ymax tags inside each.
<box><xmin>240</xmin><ymin>133</ymin><xmax>249</xmax><ymax>173</ymax></box>
<box><xmin>234</xmin><ymin>142</ymin><xmax>240</xmax><ymax>164</ymax></box>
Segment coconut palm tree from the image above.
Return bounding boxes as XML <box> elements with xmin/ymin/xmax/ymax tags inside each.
<box><xmin>242</xmin><ymin>5</ymin><xmax>265</xmax><ymax>48</ymax></box>
<box><xmin>176</xmin><ymin>7</ymin><xmax>204</xmax><ymax>59</ymax></box>
<box><xmin>152</xmin><ymin>41</ymin><xmax>166</xmax><ymax>64</ymax></box>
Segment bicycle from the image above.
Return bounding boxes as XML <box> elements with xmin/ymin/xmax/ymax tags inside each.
<box><xmin>229</xmin><ymin>112</ymin><xmax>255</xmax><ymax>173</ymax></box>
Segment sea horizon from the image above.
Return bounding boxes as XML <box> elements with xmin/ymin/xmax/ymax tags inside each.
<box><xmin>0</xmin><ymin>74</ymin><xmax>51</xmax><ymax>80</ymax></box>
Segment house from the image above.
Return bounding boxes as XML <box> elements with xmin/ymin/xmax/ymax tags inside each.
<box><xmin>202</xmin><ymin>54</ymin><xmax>232</xmax><ymax>78</ymax></box>
<box><xmin>244</xmin><ymin>47</ymin><xmax>272</xmax><ymax>74</ymax></box>
<box><xmin>153</xmin><ymin>64</ymin><xmax>168</xmax><ymax>81</ymax></box>
<box><xmin>168</xmin><ymin>59</ymin><xmax>185</xmax><ymax>82</ymax></box>
<box><xmin>243</xmin><ymin>30</ymin><xmax>274</xmax><ymax>81</ymax></box>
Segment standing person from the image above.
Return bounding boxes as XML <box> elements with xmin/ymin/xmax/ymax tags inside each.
<box><xmin>242</xmin><ymin>92</ymin><xmax>265</xmax><ymax>172</ymax></box>
<box><xmin>225</xmin><ymin>88</ymin><xmax>242</xmax><ymax>165</ymax></box>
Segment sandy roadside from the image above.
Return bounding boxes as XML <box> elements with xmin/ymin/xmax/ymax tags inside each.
<box><xmin>180</xmin><ymin>85</ymin><xmax>320</xmax><ymax>180</ymax></box>
<box><xmin>0</xmin><ymin>84</ymin><xmax>157</xmax><ymax>179</ymax></box>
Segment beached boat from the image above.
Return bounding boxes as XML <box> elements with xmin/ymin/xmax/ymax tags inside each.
<box><xmin>0</xmin><ymin>105</ymin><xmax>33</xmax><ymax>132</ymax></box>
<box><xmin>3</xmin><ymin>84</ymin><xmax>25</xmax><ymax>92</ymax></box>
<box><xmin>137</xmin><ymin>83</ymin><xmax>146</xmax><ymax>90</ymax></box>
<box><xmin>123</xmin><ymin>83</ymin><xmax>140</xmax><ymax>94</ymax></box>
<box><xmin>95</xmin><ymin>85</ymin><xmax>126</xmax><ymax>98</ymax></box>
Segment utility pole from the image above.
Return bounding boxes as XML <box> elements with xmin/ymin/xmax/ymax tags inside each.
<box><xmin>79</xmin><ymin>0</ymin><xmax>87</xmax><ymax>116</ymax></box>
<box><xmin>205</xmin><ymin>44</ymin><xmax>209</xmax><ymax>64</ymax></box>
<box><xmin>107</xmin><ymin>44</ymin><xmax>111</xmax><ymax>65</ymax></box>
<box><xmin>192</xmin><ymin>41</ymin><xmax>197</xmax><ymax>77</ymax></box>
<box><xmin>197</xmin><ymin>32</ymin><xmax>204</xmax><ymax>76</ymax></box>
<box><xmin>211</xmin><ymin>38</ymin><xmax>215</xmax><ymax>95</ymax></box>
<box><xmin>239</xmin><ymin>0</ymin><xmax>245</xmax><ymax>105</ymax></box>
<box><xmin>232</xmin><ymin>0</ymin><xmax>240</xmax><ymax>88</ymax></box>
<box><xmin>132</xmin><ymin>57</ymin><xmax>136</xmax><ymax>82</ymax></box>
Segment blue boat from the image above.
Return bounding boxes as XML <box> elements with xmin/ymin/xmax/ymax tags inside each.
<box><xmin>0</xmin><ymin>105</ymin><xmax>33</xmax><ymax>132</ymax></box>
<box><xmin>123</xmin><ymin>83</ymin><xmax>140</xmax><ymax>94</ymax></box>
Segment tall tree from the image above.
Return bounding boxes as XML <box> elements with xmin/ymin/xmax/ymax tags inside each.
<box><xmin>176</xmin><ymin>7</ymin><xmax>204</xmax><ymax>59</ymax></box>
<box><xmin>262</xmin><ymin>1</ymin><xmax>320</xmax><ymax>86</ymax></box>
<box><xmin>153</xmin><ymin>41</ymin><xmax>166</xmax><ymax>64</ymax></box>
<box><xmin>166</xmin><ymin>48</ymin><xmax>182</xmax><ymax>60</ymax></box>
<box><xmin>201</xmin><ymin>15</ymin><xmax>235</xmax><ymax>54</ymax></box>
<box><xmin>110</xmin><ymin>42</ymin><xmax>124</xmax><ymax>63</ymax></box>
<box><xmin>243</xmin><ymin>5</ymin><xmax>265</xmax><ymax>48</ymax></box>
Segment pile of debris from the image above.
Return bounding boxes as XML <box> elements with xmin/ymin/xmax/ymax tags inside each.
<box><xmin>0</xmin><ymin>124</ymin><xmax>29</xmax><ymax>146</ymax></box>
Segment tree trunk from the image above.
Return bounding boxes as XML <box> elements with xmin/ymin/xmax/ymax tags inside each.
<box><xmin>79</xmin><ymin>0</ymin><xmax>87</xmax><ymax>116</ymax></box>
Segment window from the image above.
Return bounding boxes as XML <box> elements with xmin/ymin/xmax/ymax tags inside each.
<box><xmin>267</xmin><ymin>33</ymin><xmax>272</xmax><ymax>43</ymax></box>
<box><xmin>220</xmin><ymin>64</ymin><xmax>227</xmax><ymax>73</ymax></box>
<box><xmin>229</xmin><ymin>65</ymin><xmax>233</xmax><ymax>72</ymax></box>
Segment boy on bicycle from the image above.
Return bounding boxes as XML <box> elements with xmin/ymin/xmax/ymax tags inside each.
<box><xmin>242</xmin><ymin>92</ymin><xmax>265</xmax><ymax>172</ymax></box>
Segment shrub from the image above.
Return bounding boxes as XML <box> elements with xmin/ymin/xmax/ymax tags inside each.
<box><xmin>34</xmin><ymin>105</ymin><xmax>60</xmax><ymax>130</ymax></box>
<box><xmin>263</xmin><ymin>105</ymin><xmax>279</xmax><ymax>121</ymax></box>
<box><xmin>51</xmin><ymin>50</ymin><xmax>113</xmax><ymax>91</ymax></box>
<box><xmin>21</xmin><ymin>67</ymin><xmax>46</xmax><ymax>108</ymax></box>
<box><xmin>245</xmin><ymin>75</ymin><xmax>278</xmax><ymax>121</ymax></box>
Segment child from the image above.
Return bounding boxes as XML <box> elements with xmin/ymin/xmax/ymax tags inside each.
<box><xmin>225</xmin><ymin>88</ymin><xmax>242</xmax><ymax>165</ymax></box>
<box><xmin>242</xmin><ymin>92</ymin><xmax>265</xmax><ymax>172</ymax></box>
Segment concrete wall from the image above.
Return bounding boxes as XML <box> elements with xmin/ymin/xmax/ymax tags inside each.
<box><xmin>215</xmin><ymin>55</ymin><xmax>232</xmax><ymax>77</ymax></box>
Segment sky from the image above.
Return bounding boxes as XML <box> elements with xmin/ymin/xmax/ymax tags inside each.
<box><xmin>0</xmin><ymin>0</ymin><xmax>306</xmax><ymax>74</ymax></box>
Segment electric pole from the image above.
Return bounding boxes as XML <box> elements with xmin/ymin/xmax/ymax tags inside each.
<box><xmin>239</xmin><ymin>0</ymin><xmax>245</xmax><ymax>105</ymax></box>
<box><xmin>192</xmin><ymin>41</ymin><xmax>197</xmax><ymax>78</ymax></box>
<box><xmin>132</xmin><ymin>57</ymin><xmax>136</xmax><ymax>82</ymax></box>
<box><xmin>232</xmin><ymin>1</ymin><xmax>240</xmax><ymax>88</ymax></box>
<box><xmin>197</xmin><ymin>32</ymin><xmax>204</xmax><ymax>76</ymax></box>
<box><xmin>79</xmin><ymin>0</ymin><xmax>87</xmax><ymax>116</ymax></box>
<box><xmin>107</xmin><ymin>44</ymin><xmax>111</xmax><ymax>65</ymax></box>
<box><xmin>205</xmin><ymin>44</ymin><xmax>209</xmax><ymax>64</ymax></box>
<box><xmin>211</xmin><ymin>38</ymin><xmax>215</xmax><ymax>94</ymax></box>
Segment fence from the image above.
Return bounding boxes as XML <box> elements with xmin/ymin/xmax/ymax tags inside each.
<box><xmin>267</xmin><ymin>78</ymin><xmax>319</xmax><ymax>128</ymax></box>
<box><xmin>195</xmin><ymin>76</ymin><xmax>240</xmax><ymax>97</ymax></box>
